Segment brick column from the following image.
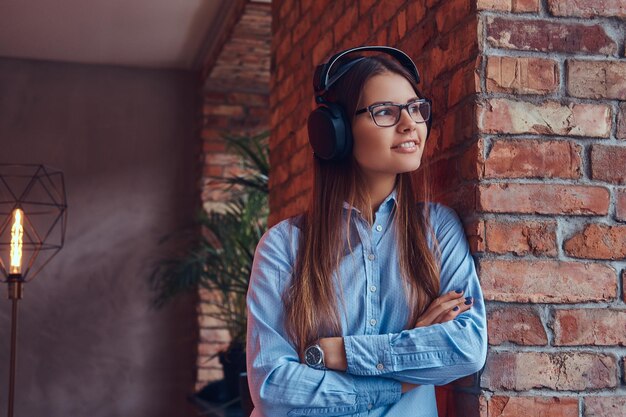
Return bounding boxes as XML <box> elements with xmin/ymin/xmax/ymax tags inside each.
<box><xmin>476</xmin><ymin>0</ymin><xmax>626</xmax><ymax>415</ymax></box>
<box><xmin>198</xmin><ymin>1</ymin><xmax>271</xmax><ymax>390</ymax></box>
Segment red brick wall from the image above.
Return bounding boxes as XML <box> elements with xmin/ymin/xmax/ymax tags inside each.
<box><xmin>269</xmin><ymin>0</ymin><xmax>626</xmax><ymax>415</ymax></box>
<box><xmin>198</xmin><ymin>1</ymin><xmax>271</xmax><ymax>389</ymax></box>
<box><xmin>270</xmin><ymin>0</ymin><xmax>479</xmax><ymax>226</ymax></box>
<box><xmin>476</xmin><ymin>0</ymin><xmax>626</xmax><ymax>415</ymax></box>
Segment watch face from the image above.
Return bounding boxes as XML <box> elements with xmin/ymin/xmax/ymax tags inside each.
<box><xmin>305</xmin><ymin>346</ymin><xmax>322</xmax><ymax>366</ymax></box>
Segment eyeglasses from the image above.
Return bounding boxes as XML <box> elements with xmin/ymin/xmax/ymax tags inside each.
<box><xmin>355</xmin><ymin>99</ymin><xmax>431</xmax><ymax>127</ymax></box>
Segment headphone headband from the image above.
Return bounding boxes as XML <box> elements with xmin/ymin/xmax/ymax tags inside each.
<box><xmin>313</xmin><ymin>45</ymin><xmax>421</xmax><ymax>94</ymax></box>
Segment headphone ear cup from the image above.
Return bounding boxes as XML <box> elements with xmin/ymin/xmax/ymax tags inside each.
<box><xmin>307</xmin><ymin>102</ymin><xmax>353</xmax><ymax>161</ymax></box>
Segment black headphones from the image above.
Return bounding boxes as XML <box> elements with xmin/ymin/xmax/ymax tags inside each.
<box><xmin>307</xmin><ymin>46</ymin><xmax>425</xmax><ymax>162</ymax></box>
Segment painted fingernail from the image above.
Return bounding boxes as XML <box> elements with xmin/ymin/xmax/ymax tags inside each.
<box><xmin>453</xmin><ymin>306</ymin><xmax>460</xmax><ymax>311</ymax></box>
<box><xmin>455</xmin><ymin>289</ymin><xmax>463</xmax><ymax>294</ymax></box>
<box><xmin>464</xmin><ymin>297</ymin><xmax>473</xmax><ymax>305</ymax></box>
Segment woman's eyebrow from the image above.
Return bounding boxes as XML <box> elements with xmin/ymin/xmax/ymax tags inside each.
<box><xmin>368</xmin><ymin>97</ymin><xmax>420</xmax><ymax>106</ymax></box>
<box><xmin>367</xmin><ymin>100</ymin><xmax>394</xmax><ymax>106</ymax></box>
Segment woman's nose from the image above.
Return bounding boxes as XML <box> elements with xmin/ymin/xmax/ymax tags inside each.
<box><xmin>397</xmin><ymin>108</ymin><xmax>417</xmax><ymax>132</ymax></box>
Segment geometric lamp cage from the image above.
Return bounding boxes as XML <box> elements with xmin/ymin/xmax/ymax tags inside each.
<box><xmin>0</xmin><ymin>164</ymin><xmax>67</xmax><ymax>417</ymax></box>
<box><xmin>0</xmin><ymin>164</ymin><xmax>67</xmax><ymax>281</ymax></box>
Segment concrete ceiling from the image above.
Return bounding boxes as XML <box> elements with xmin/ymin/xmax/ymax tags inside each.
<box><xmin>0</xmin><ymin>0</ymin><xmax>269</xmax><ymax>70</ymax></box>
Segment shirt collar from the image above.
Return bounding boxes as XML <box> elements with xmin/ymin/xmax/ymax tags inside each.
<box><xmin>342</xmin><ymin>188</ymin><xmax>398</xmax><ymax>215</ymax></box>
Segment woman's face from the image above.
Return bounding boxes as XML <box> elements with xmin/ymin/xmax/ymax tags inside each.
<box><xmin>351</xmin><ymin>71</ymin><xmax>428</xmax><ymax>184</ymax></box>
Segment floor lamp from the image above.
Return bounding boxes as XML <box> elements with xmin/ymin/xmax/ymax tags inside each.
<box><xmin>0</xmin><ymin>164</ymin><xmax>67</xmax><ymax>417</ymax></box>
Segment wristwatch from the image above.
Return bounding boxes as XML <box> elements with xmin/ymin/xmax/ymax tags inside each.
<box><xmin>304</xmin><ymin>344</ymin><xmax>325</xmax><ymax>369</ymax></box>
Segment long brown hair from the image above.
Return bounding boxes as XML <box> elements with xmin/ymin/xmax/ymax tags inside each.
<box><xmin>284</xmin><ymin>55</ymin><xmax>441</xmax><ymax>355</ymax></box>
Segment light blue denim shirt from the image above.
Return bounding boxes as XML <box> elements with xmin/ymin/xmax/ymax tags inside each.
<box><xmin>246</xmin><ymin>192</ymin><xmax>487</xmax><ymax>417</ymax></box>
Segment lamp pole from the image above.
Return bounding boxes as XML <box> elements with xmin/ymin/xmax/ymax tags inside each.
<box><xmin>6</xmin><ymin>274</ymin><xmax>23</xmax><ymax>417</ymax></box>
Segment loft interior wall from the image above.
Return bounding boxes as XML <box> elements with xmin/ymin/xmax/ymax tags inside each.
<box><xmin>0</xmin><ymin>57</ymin><xmax>200</xmax><ymax>417</ymax></box>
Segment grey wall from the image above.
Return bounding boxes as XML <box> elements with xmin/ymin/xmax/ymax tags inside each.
<box><xmin>0</xmin><ymin>58</ymin><xmax>200</xmax><ymax>417</ymax></box>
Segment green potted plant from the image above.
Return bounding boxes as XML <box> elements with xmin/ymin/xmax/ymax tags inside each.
<box><xmin>149</xmin><ymin>132</ymin><xmax>268</xmax><ymax>413</ymax></box>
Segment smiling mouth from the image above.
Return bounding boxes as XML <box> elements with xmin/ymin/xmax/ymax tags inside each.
<box><xmin>391</xmin><ymin>140</ymin><xmax>418</xmax><ymax>149</ymax></box>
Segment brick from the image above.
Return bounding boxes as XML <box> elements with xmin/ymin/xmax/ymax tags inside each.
<box><xmin>487</xmin><ymin>307</ymin><xmax>548</xmax><ymax>345</ymax></box>
<box><xmin>591</xmin><ymin>145</ymin><xmax>626</xmax><ymax>185</ymax></box>
<box><xmin>206</xmin><ymin>104</ymin><xmax>245</xmax><ymax>117</ymax></box>
<box><xmin>407</xmin><ymin>0</ymin><xmax>427</xmax><ymax>24</ymax></box>
<box><xmin>623</xmin><ymin>270</ymin><xmax>625</xmax><ymax>302</ymax></box>
<box><xmin>512</xmin><ymin>0</ymin><xmax>540</xmax><ymax>12</ymax></box>
<box><xmin>484</xmin><ymin>140</ymin><xmax>582</xmax><ymax>179</ymax></box>
<box><xmin>483</xmin><ymin>351</ymin><xmax>618</xmax><ymax>391</ymax></box>
<box><xmin>478</xmin><ymin>98</ymin><xmax>612</xmax><ymax>138</ymax></box>
<box><xmin>465</xmin><ymin>219</ymin><xmax>485</xmax><ymax>253</ymax></box>
<box><xmin>202</xmin><ymin>165</ymin><xmax>224</xmax><ymax>178</ymax></box>
<box><xmin>617</xmin><ymin>190</ymin><xmax>626</xmax><ymax>222</ymax></box>
<box><xmin>477</xmin><ymin>0</ymin><xmax>511</xmax><ymax>11</ymax></box>
<box><xmin>198</xmin><ymin>341</ymin><xmax>230</xmax><ymax>356</ymax></box>
<box><xmin>486</xmin><ymin>56</ymin><xmax>559</xmax><ymax>94</ymax></box>
<box><xmin>435</xmin><ymin>0</ymin><xmax>472</xmax><ymax>33</ymax></box>
<box><xmin>202</xmin><ymin>139</ymin><xmax>227</xmax><ymax>153</ymax></box>
<box><xmin>205</xmin><ymin>152</ymin><xmax>239</xmax><ymax>166</ymax></box>
<box><xmin>312</xmin><ymin>30</ymin><xmax>334</xmax><ymax>66</ymax></box>
<box><xmin>584</xmin><ymin>397</ymin><xmax>626</xmax><ymax>417</ymax></box>
<box><xmin>288</xmin><ymin>144</ymin><xmax>312</xmax><ymax>175</ymax></box>
<box><xmin>564</xmin><ymin>223</ymin><xmax>626</xmax><ymax>260</ymax></box>
<box><xmin>428</xmin><ymin>19</ymin><xmax>479</xmax><ymax>81</ymax></box>
<box><xmin>482</xmin><ymin>396</ymin><xmax>578</xmax><ymax>417</ymax></box>
<box><xmin>486</xmin><ymin>17</ymin><xmax>617</xmax><ymax>55</ymax></box>
<box><xmin>479</xmin><ymin>259</ymin><xmax>617</xmax><ymax>303</ymax></box>
<box><xmin>618</xmin><ymin>103</ymin><xmax>626</xmax><ymax>139</ymax></box>
<box><xmin>292</xmin><ymin>13</ymin><xmax>310</xmax><ymax>43</ymax></box>
<box><xmin>477</xmin><ymin>0</ymin><xmax>539</xmax><ymax>11</ymax></box>
<box><xmin>334</xmin><ymin>4</ymin><xmax>357</xmax><ymax>42</ymax></box>
<box><xmin>200</xmin><ymin>328</ymin><xmax>231</xmax><ymax>343</ymax></box>
<box><xmin>397</xmin><ymin>10</ymin><xmax>407</xmax><ymax>38</ymax></box>
<box><xmin>441</xmin><ymin>101</ymin><xmax>476</xmax><ymax>152</ymax></box>
<box><xmin>478</xmin><ymin>183</ymin><xmax>610</xmax><ymax>216</ymax></box>
<box><xmin>358</xmin><ymin>0</ymin><xmax>378</xmax><ymax>15</ymax></box>
<box><xmin>553</xmin><ymin>309</ymin><xmax>626</xmax><ymax>346</ymax></box>
<box><xmin>371</xmin><ymin>0</ymin><xmax>406</xmax><ymax>28</ymax></box>
<box><xmin>485</xmin><ymin>219</ymin><xmax>558</xmax><ymax>257</ymax></box>
<box><xmin>199</xmin><ymin>314</ymin><xmax>228</xmax><ymax>329</ymax></box>
<box><xmin>548</xmin><ymin>0</ymin><xmax>626</xmax><ymax>18</ymax></box>
<box><xmin>448</xmin><ymin>60</ymin><xmax>479</xmax><ymax>108</ymax></box>
<box><xmin>459</xmin><ymin>139</ymin><xmax>484</xmax><ymax>181</ymax></box>
<box><xmin>567</xmin><ymin>60</ymin><xmax>626</xmax><ymax>100</ymax></box>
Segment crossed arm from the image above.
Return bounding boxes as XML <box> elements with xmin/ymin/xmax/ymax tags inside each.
<box><xmin>317</xmin><ymin>288</ymin><xmax>475</xmax><ymax>393</ymax></box>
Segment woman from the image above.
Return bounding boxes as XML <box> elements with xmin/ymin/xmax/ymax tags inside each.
<box><xmin>246</xmin><ymin>46</ymin><xmax>487</xmax><ymax>417</ymax></box>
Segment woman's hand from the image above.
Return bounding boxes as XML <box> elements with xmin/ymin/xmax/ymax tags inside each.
<box><xmin>414</xmin><ymin>290</ymin><xmax>472</xmax><ymax>328</ymax></box>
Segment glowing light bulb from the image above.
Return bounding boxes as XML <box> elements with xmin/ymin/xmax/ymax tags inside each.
<box><xmin>10</xmin><ymin>208</ymin><xmax>23</xmax><ymax>275</ymax></box>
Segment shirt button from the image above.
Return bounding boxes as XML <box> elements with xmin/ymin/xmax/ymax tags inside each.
<box><xmin>370</xmin><ymin>318</ymin><xmax>377</xmax><ymax>326</ymax></box>
<box><xmin>376</xmin><ymin>363</ymin><xmax>384</xmax><ymax>371</ymax></box>
<box><xmin>369</xmin><ymin>285</ymin><xmax>377</xmax><ymax>292</ymax></box>
<box><xmin>375</xmin><ymin>225</ymin><xmax>383</xmax><ymax>232</ymax></box>
<box><xmin>368</xmin><ymin>253</ymin><xmax>375</xmax><ymax>261</ymax></box>
<box><xmin>367</xmin><ymin>403</ymin><xmax>373</xmax><ymax>410</ymax></box>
